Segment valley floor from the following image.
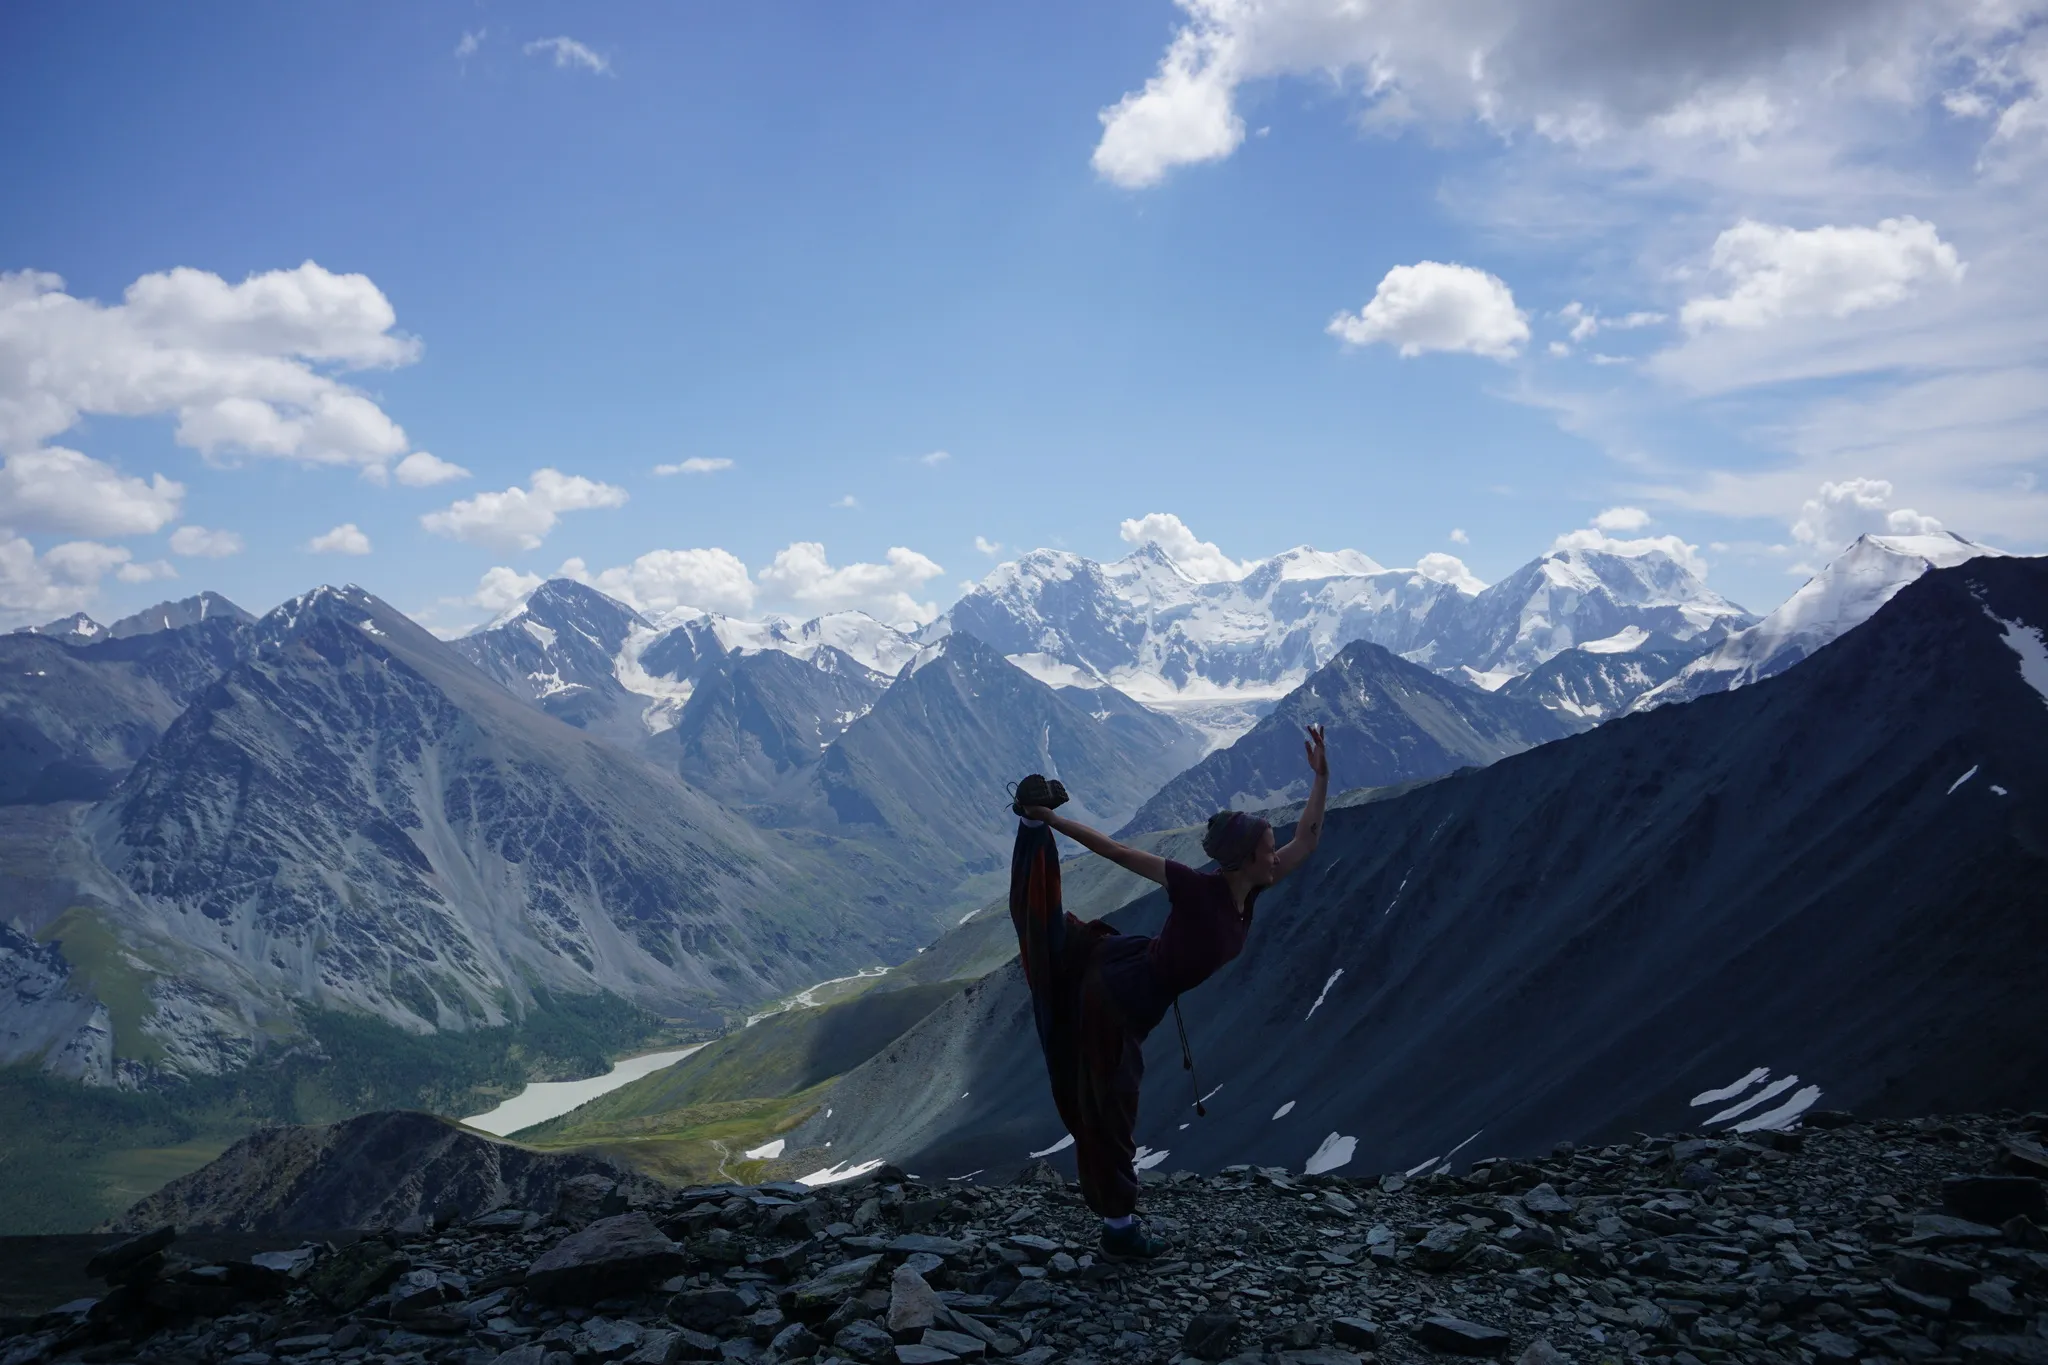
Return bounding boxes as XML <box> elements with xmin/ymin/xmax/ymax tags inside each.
<box><xmin>5</xmin><ymin>1109</ymin><xmax>2047</xmax><ymax>1364</ymax></box>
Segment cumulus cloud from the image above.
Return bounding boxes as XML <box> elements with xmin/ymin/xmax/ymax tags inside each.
<box><xmin>974</xmin><ymin>535</ymin><xmax>1002</xmax><ymax>556</ymax></box>
<box><xmin>393</xmin><ymin>451</ymin><xmax>470</xmax><ymax>486</ymax></box>
<box><xmin>0</xmin><ymin>263</ymin><xmax>423</xmax><ymax>482</ymax></box>
<box><xmin>1092</xmin><ymin>25</ymin><xmax>1245</xmax><ymax>187</ymax></box>
<box><xmin>1592</xmin><ymin>506</ymin><xmax>1652</xmax><ymax>532</ymax></box>
<box><xmin>0</xmin><ymin>534</ymin><xmax>144</xmax><ymax>624</ymax></box>
<box><xmin>306</xmin><ymin>523</ymin><xmax>372</xmax><ymax>555</ymax></box>
<box><xmin>653</xmin><ymin>457</ymin><xmax>733</xmax><ymax>476</ymax></box>
<box><xmin>1790</xmin><ymin>478</ymin><xmax>1944</xmax><ymax>551</ymax></box>
<box><xmin>168</xmin><ymin>525</ymin><xmax>244</xmax><ymax>558</ymax></box>
<box><xmin>0</xmin><ymin>447</ymin><xmax>184</xmax><ymax>537</ymax></box>
<box><xmin>1415</xmin><ymin>552</ymin><xmax>1488</xmax><ymax>594</ymax></box>
<box><xmin>562</xmin><ymin>548</ymin><xmax>756</xmax><ymax>616</ymax></box>
<box><xmin>919</xmin><ymin>450</ymin><xmax>951</xmax><ymax>466</ymax></box>
<box><xmin>1117</xmin><ymin>512</ymin><xmax>1247</xmax><ymax>581</ymax></box>
<box><xmin>1091</xmin><ymin>0</ymin><xmax>2042</xmax><ymax>185</ymax></box>
<box><xmin>1553</xmin><ymin>526</ymin><xmax>1709</xmax><ymax>577</ymax></box>
<box><xmin>1681</xmin><ymin>218</ymin><xmax>1966</xmax><ymax>331</ymax></box>
<box><xmin>455</xmin><ymin>29</ymin><xmax>484</xmax><ymax>61</ymax></box>
<box><xmin>525</xmin><ymin>36</ymin><xmax>610</xmax><ymax>75</ymax></box>
<box><xmin>831</xmin><ymin>494</ymin><xmax>859</xmax><ymax>509</ymax></box>
<box><xmin>1328</xmin><ymin>263</ymin><xmax>1529</xmax><ymax>360</ymax></box>
<box><xmin>421</xmin><ymin>468</ymin><xmax>628</xmax><ymax>551</ymax></box>
<box><xmin>473</xmin><ymin>566</ymin><xmax>544</xmax><ymax>615</ymax></box>
<box><xmin>756</xmin><ymin>542</ymin><xmax>946</xmax><ymax>627</ymax></box>
<box><xmin>1449</xmin><ymin>528</ymin><xmax>1470</xmax><ymax>544</ymax></box>
<box><xmin>116</xmin><ymin>558</ymin><xmax>177</xmax><ymax>583</ymax></box>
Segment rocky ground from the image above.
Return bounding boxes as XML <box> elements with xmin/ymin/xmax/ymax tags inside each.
<box><xmin>4</xmin><ymin>1110</ymin><xmax>2047</xmax><ymax>1365</ymax></box>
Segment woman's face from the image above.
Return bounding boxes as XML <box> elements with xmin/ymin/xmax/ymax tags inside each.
<box><xmin>1248</xmin><ymin>827</ymin><xmax>1279</xmax><ymax>885</ymax></box>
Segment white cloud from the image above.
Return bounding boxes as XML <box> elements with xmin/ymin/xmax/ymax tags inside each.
<box><xmin>1117</xmin><ymin>512</ymin><xmax>1247</xmax><ymax>581</ymax></box>
<box><xmin>168</xmin><ymin>525</ymin><xmax>244</xmax><ymax>558</ymax></box>
<box><xmin>1448</xmin><ymin>528</ymin><xmax>1469</xmax><ymax>544</ymax></box>
<box><xmin>455</xmin><ymin>29</ymin><xmax>484</xmax><ymax>61</ymax></box>
<box><xmin>0</xmin><ymin>447</ymin><xmax>183</xmax><ymax>537</ymax></box>
<box><xmin>1592</xmin><ymin>506</ymin><xmax>1652</xmax><ymax>532</ymax></box>
<box><xmin>974</xmin><ymin>535</ymin><xmax>1003</xmax><ymax>556</ymax></box>
<box><xmin>1414</xmin><ymin>552</ymin><xmax>1487</xmax><ymax>594</ymax></box>
<box><xmin>832</xmin><ymin>494</ymin><xmax>860</xmax><ymax>509</ymax></box>
<box><xmin>653</xmin><ymin>457</ymin><xmax>733</xmax><ymax>476</ymax></box>
<box><xmin>1558</xmin><ymin>302</ymin><xmax>1666</xmax><ymax>343</ymax></box>
<box><xmin>1092</xmin><ymin>26</ymin><xmax>1244</xmax><ymax>187</ymax></box>
<box><xmin>919</xmin><ymin>450</ymin><xmax>951</xmax><ymax>466</ymax></box>
<box><xmin>473</xmin><ymin>566</ymin><xmax>544</xmax><ymax>615</ymax></box>
<box><xmin>421</xmin><ymin>468</ymin><xmax>628</xmax><ymax>551</ymax></box>
<box><xmin>525</xmin><ymin>36</ymin><xmax>610</xmax><ymax>75</ymax></box>
<box><xmin>394</xmin><ymin>451</ymin><xmax>470</xmax><ymax>486</ymax></box>
<box><xmin>306</xmin><ymin>523</ymin><xmax>372</xmax><ymax>556</ymax></box>
<box><xmin>1091</xmin><ymin>1</ymin><xmax>2043</xmax><ymax>184</ymax></box>
<box><xmin>0</xmin><ymin>263</ymin><xmax>423</xmax><ymax>481</ymax></box>
<box><xmin>1790</xmin><ymin>478</ymin><xmax>1943</xmax><ymax>550</ymax></box>
<box><xmin>562</xmin><ymin>547</ymin><xmax>756</xmax><ymax>616</ymax></box>
<box><xmin>1327</xmin><ymin>262</ymin><xmax>1529</xmax><ymax>360</ymax></box>
<box><xmin>0</xmin><ymin>534</ymin><xmax>140</xmax><ymax>624</ymax></box>
<box><xmin>1681</xmin><ymin>217</ymin><xmax>1966</xmax><ymax>331</ymax></box>
<box><xmin>756</xmin><ymin>542</ymin><xmax>946</xmax><ymax>627</ymax></box>
<box><xmin>116</xmin><ymin>558</ymin><xmax>176</xmax><ymax>583</ymax></box>
<box><xmin>1553</xmin><ymin>526</ymin><xmax>1708</xmax><ymax>577</ymax></box>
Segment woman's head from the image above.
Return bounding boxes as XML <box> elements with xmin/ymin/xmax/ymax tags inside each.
<box><xmin>1203</xmin><ymin>810</ymin><xmax>1277</xmax><ymax>885</ymax></box>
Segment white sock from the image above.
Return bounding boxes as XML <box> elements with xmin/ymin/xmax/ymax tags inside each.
<box><xmin>1104</xmin><ymin>1213</ymin><xmax>1135</xmax><ymax>1230</ymax></box>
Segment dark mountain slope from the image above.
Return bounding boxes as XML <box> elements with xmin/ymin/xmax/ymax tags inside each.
<box><xmin>1120</xmin><ymin>639</ymin><xmax>1572</xmax><ymax>835</ymax></box>
<box><xmin>0</xmin><ymin>616</ymin><xmax>249</xmax><ymax>803</ymax></box>
<box><xmin>106</xmin><ymin>592</ymin><xmax>255</xmax><ymax>639</ymax></box>
<box><xmin>808</xmin><ymin>632</ymin><xmax>1205</xmax><ymax>884</ymax></box>
<box><xmin>784</xmin><ymin>556</ymin><xmax>2048</xmax><ymax>1185</ymax></box>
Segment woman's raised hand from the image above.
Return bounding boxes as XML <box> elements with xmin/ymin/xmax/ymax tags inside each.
<box><xmin>1303</xmin><ymin>723</ymin><xmax>1328</xmax><ymax>778</ymax></box>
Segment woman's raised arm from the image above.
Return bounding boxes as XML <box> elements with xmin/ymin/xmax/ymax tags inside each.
<box><xmin>1019</xmin><ymin>807</ymin><xmax>1168</xmax><ymax>887</ymax></box>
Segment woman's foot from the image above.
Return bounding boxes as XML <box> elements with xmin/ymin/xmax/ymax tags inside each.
<box><xmin>1009</xmin><ymin>774</ymin><xmax>1070</xmax><ymax>817</ymax></box>
<box><xmin>1099</xmin><ymin>1215</ymin><xmax>1168</xmax><ymax>1260</ymax></box>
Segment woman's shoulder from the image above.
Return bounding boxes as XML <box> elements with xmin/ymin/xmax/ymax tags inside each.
<box><xmin>1164</xmin><ymin>859</ymin><xmax>1225</xmax><ymax>894</ymax></box>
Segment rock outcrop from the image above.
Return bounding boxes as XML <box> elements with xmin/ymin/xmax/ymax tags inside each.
<box><xmin>107</xmin><ymin>1112</ymin><xmax>660</xmax><ymax>1235</ymax></box>
<box><xmin>7</xmin><ymin>1110</ymin><xmax>2046</xmax><ymax>1364</ymax></box>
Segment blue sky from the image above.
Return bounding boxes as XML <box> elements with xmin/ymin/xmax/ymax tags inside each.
<box><xmin>4</xmin><ymin>1</ymin><xmax>2045</xmax><ymax>631</ymax></box>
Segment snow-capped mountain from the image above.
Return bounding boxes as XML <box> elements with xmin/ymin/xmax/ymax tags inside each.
<box><xmin>457</xmin><ymin>580</ymin><xmax>922</xmax><ymax>742</ymax></box>
<box><xmin>1120</xmin><ymin>639</ymin><xmax>1574</xmax><ymax>836</ymax></box>
<box><xmin>1632</xmin><ymin>533</ymin><xmax>2008</xmax><ymax>713</ymax></box>
<box><xmin>450</xmin><ymin>579</ymin><xmax>652</xmax><ymax>742</ymax></box>
<box><xmin>18</xmin><ymin>611</ymin><xmax>110</xmax><ymax>644</ymax></box>
<box><xmin>1496</xmin><ymin>628</ymin><xmax>1701</xmax><ymax>730</ymax></box>
<box><xmin>934</xmin><ymin>539</ymin><xmax>1753</xmax><ymax>745</ymax></box>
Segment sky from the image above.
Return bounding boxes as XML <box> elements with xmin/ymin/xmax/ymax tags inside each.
<box><xmin>3</xmin><ymin>0</ymin><xmax>2045</xmax><ymax>633</ymax></box>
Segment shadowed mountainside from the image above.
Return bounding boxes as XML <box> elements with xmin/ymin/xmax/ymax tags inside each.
<box><xmin>778</xmin><ymin>556</ymin><xmax>2048</xmax><ymax>1187</ymax></box>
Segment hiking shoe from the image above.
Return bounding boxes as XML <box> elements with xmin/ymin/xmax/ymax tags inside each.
<box><xmin>1099</xmin><ymin>1217</ymin><xmax>1169</xmax><ymax>1260</ymax></box>
<box><xmin>1009</xmin><ymin>773</ymin><xmax>1070</xmax><ymax>817</ymax></box>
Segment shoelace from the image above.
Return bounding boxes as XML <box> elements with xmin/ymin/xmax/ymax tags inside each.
<box><xmin>1174</xmin><ymin>997</ymin><xmax>1205</xmax><ymax>1117</ymax></box>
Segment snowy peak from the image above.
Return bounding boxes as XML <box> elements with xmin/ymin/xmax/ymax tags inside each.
<box><xmin>18</xmin><ymin>611</ymin><xmax>106</xmax><ymax>644</ymax></box>
<box><xmin>1633</xmin><ymin>531</ymin><xmax>2013</xmax><ymax>712</ymax></box>
<box><xmin>939</xmin><ymin>537</ymin><xmax>1753</xmax><ymax>748</ymax></box>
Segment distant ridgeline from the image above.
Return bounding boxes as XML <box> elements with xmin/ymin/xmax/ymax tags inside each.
<box><xmin>0</xmin><ymin>536</ymin><xmax>2029</xmax><ymax>1231</ymax></box>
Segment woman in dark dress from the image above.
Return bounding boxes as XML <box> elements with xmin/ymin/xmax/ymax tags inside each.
<box><xmin>1008</xmin><ymin>723</ymin><xmax>1328</xmax><ymax>1258</ymax></box>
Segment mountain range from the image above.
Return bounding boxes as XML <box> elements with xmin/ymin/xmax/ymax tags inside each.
<box><xmin>774</xmin><ymin>554</ymin><xmax>2048</xmax><ymax>1186</ymax></box>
